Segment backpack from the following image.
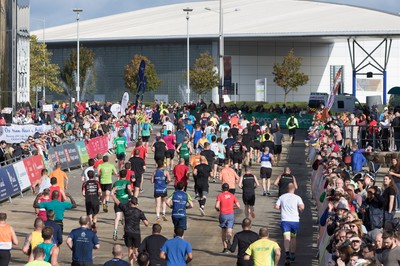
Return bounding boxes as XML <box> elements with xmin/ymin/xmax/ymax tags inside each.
<box><xmin>143</xmin><ymin>122</ymin><xmax>148</xmax><ymax>130</ymax></box>
<box><xmin>289</xmin><ymin>117</ymin><xmax>295</xmax><ymax>127</ymax></box>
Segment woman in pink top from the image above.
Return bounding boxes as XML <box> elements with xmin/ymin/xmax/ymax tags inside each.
<box><xmin>163</xmin><ymin>130</ymin><xmax>176</xmax><ymax>171</ymax></box>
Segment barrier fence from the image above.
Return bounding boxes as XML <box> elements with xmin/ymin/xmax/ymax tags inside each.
<box><xmin>0</xmin><ymin>134</ymin><xmax>112</xmax><ymax>202</ymax></box>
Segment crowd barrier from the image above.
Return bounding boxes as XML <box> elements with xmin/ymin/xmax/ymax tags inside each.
<box><xmin>0</xmin><ymin>134</ymin><xmax>113</xmax><ymax>203</ymax></box>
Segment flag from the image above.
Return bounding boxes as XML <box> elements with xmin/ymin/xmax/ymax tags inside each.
<box><xmin>326</xmin><ymin>67</ymin><xmax>342</xmax><ymax>111</ymax></box>
<box><xmin>134</xmin><ymin>60</ymin><xmax>146</xmax><ymax>115</ymax></box>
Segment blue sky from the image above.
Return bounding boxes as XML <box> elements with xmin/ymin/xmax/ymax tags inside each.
<box><xmin>30</xmin><ymin>0</ymin><xmax>399</xmax><ymax>31</ymax></box>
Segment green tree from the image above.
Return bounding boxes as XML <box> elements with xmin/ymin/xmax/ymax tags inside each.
<box><xmin>124</xmin><ymin>55</ymin><xmax>162</xmax><ymax>94</ymax></box>
<box><xmin>30</xmin><ymin>35</ymin><xmax>62</xmax><ymax>102</ymax></box>
<box><xmin>273</xmin><ymin>49</ymin><xmax>309</xmax><ymax>104</ymax></box>
<box><xmin>60</xmin><ymin>47</ymin><xmax>96</xmax><ymax>99</ymax></box>
<box><xmin>188</xmin><ymin>52</ymin><xmax>218</xmax><ymax>99</ymax></box>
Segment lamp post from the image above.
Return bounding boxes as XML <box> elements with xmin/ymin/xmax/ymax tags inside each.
<box><xmin>183</xmin><ymin>8</ymin><xmax>193</xmax><ymax>104</ymax></box>
<box><xmin>32</xmin><ymin>18</ymin><xmax>46</xmax><ymax>105</ymax></box>
<box><xmin>73</xmin><ymin>8</ymin><xmax>82</xmax><ymax>102</ymax></box>
<box><xmin>205</xmin><ymin>1</ymin><xmax>238</xmax><ymax>103</ymax></box>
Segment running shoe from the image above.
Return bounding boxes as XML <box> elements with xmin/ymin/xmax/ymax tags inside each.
<box><xmin>155</xmin><ymin>217</ymin><xmax>161</xmax><ymax>224</ymax></box>
<box><xmin>199</xmin><ymin>207</ymin><xmax>205</xmax><ymax>216</ymax></box>
<box><xmin>115</xmin><ymin>158</ymin><xmax>118</xmax><ymax>163</ymax></box>
<box><xmin>222</xmin><ymin>248</ymin><xmax>229</xmax><ymax>254</ymax></box>
<box><xmin>290</xmin><ymin>253</ymin><xmax>296</xmax><ymax>262</ymax></box>
<box><xmin>225</xmin><ymin>239</ymin><xmax>232</xmax><ymax>250</ymax></box>
<box><xmin>262</xmin><ymin>191</ymin><xmax>267</xmax><ymax>196</ymax></box>
<box><xmin>194</xmin><ymin>194</ymin><xmax>200</xmax><ymax>200</ymax></box>
<box><xmin>113</xmin><ymin>230</ymin><xmax>117</xmax><ymax>241</ymax></box>
<box><xmin>103</xmin><ymin>204</ymin><xmax>108</xmax><ymax>213</ymax></box>
<box><xmin>266</xmin><ymin>192</ymin><xmax>271</xmax><ymax>196</ymax></box>
<box><xmin>140</xmin><ymin>188</ymin><xmax>144</xmax><ymax>193</ymax></box>
<box><xmin>212</xmin><ymin>178</ymin><xmax>216</xmax><ymax>183</ymax></box>
<box><xmin>162</xmin><ymin>215</ymin><xmax>168</xmax><ymax>222</ymax></box>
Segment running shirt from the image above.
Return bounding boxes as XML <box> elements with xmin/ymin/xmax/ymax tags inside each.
<box><xmin>82</xmin><ymin>180</ymin><xmax>101</xmax><ymax>203</ymax></box>
<box><xmin>31</xmin><ymin>231</ymin><xmax>44</xmax><ymax>251</ymax></box>
<box><xmin>114</xmin><ymin>137</ymin><xmax>127</xmax><ymax>155</ymax></box>
<box><xmin>245</xmin><ymin>238</ymin><xmax>280</xmax><ymax>266</ymax></box>
<box><xmin>232</xmin><ymin>142</ymin><xmax>244</xmax><ymax>154</ymax></box>
<box><xmin>242</xmin><ymin>174</ymin><xmax>256</xmax><ymax>195</ymax></box>
<box><xmin>210</xmin><ymin>142</ymin><xmax>219</xmax><ymax>156</ymax></box>
<box><xmin>273</xmin><ymin>131</ymin><xmax>284</xmax><ymax>146</ymax></box>
<box><xmin>194</xmin><ymin>164</ymin><xmax>211</xmax><ymax>189</ymax></box>
<box><xmin>179</xmin><ymin>143</ymin><xmax>190</xmax><ymax>159</ymax></box>
<box><xmin>154</xmin><ymin>169</ymin><xmax>168</xmax><ymax>194</ymax></box>
<box><xmin>217</xmin><ymin>143</ymin><xmax>225</xmax><ymax>159</ymax></box>
<box><xmin>119</xmin><ymin>205</ymin><xmax>147</xmax><ymax>234</ymax></box>
<box><xmin>276</xmin><ymin>193</ymin><xmax>304</xmax><ymax>222</ymax></box>
<box><xmin>217</xmin><ymin>191</ymin><xmax>238</xmax><ymax>215</ymax></box>
<box><xmin>260</xmin><ymin>152</ymin><xmax>272</xmax><ymax>168</ymax></box>
<box><xmin>278</xmin><ymin>174</ymin><xmax>295</xmax><ymax>196</ymax></box>
<box><xmin>113</xmin><ymin>179</ymin><xmax>131</xmax><ymax>205</ymax></box>
<box><xmin>98</xmin><ymin>163</ymin><xmax>116</xmax><ymax>185</ymax></box>
<box><xmin>193</xmin><ymin>130</ymin><xmax>202</xmax><ymax>146</ymax></box>
<box><xmin>38</xmin><ymin>176</ymin><xmax>51</xmax><ymax>193</ymax></box>
<box><xmin>82</xmin><ymin>166</ymin><xmax>98</xmax><ymax>182</ymax></box>
<box><xmin>170</xmin><ymin>190</ymin><xmax>192</xmax><ymax>217</ymax></box>
<box><xmin>37</xmin><ymin>242</ymin><xmax>54</xmax><ymax>262</ymax></box>
<box><xmin>141</xmin><ymin>122</ymin><xmax>152</xmax><ymax>137</ymax></box>
<box><xmin>0</xmin><ymin>224</ymin><xmax>12</xmax><ymax>250</ymax></box>
<box><xmin>200</xmin><ymin>150</ymin><xmax>215</xmax><ymax>166</ymax></box>
<box><xmin>164</xmin><ymin>135</ymin><xmax>176</xmax><ymax>150</ymax></box>
<box><xmin>153</xmin><ymin>141</ymin><xmax>167</xmax><ymax>159</ymax></box>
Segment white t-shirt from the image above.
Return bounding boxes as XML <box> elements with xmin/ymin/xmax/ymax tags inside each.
<box><xmin>276</xmin><ymin>193</ymin><xmax>304</xmax><ymax>222</ymax></box>
<box><xmin>163</xmin><ymin>121</ymin><xmax>174</xmax><ymax>132</ymax></box>
<box><xmin>82</xmin><ymin>166</ymin><xmax>98</xmax><ymax>182</ymax></box>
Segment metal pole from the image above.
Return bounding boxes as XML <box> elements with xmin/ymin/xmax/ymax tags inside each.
<box><xmin>183</xmin><ymin>8</ymin><xmax>193</xmax><ymax>103</ymax></box>
<box><xmin>42</xmin><ymin>18</ymin><xmax>46</xmax><ymax>99</ymax></box>
<box><xmin>219</xmin><ymin>0</ymin><xmax>224</xmax><ymax>102</ymax></box>
<box><xmin>73</xmin><ymin>8</ymin><xmax>82</xmax><ymax>103</ymax></box>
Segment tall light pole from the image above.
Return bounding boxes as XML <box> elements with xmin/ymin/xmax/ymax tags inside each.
<box><xmin>73</xmin><ymin>8</ymin><xmax>82</xmax><ymax>102</ymax></box>
<box><xmin>183</xmin><ymin>7</ymin><xmax>193</xmax><ymax>104</ymax></box>
<box><xmin>32</xmin><ymin>18</ymin><xmax>46</xmax><ymax>103</ymax></box>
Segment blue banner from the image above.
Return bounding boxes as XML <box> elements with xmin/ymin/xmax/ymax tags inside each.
<box><xmin>0</xmin><ymin>165</ymin><xmax>20</xmax><ymax>200</ymax></box>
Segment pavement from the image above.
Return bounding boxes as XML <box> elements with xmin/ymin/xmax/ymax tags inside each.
<box><xmin>3</xmin><ymin>129</ymin><xmax>319</xmax><ymax>266</ymax></box>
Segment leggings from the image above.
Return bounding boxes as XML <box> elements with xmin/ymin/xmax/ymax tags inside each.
<box><xmin>0</xmin><ymin>250</ymin><xmax>11</xmax><ymax>266</ymax></box>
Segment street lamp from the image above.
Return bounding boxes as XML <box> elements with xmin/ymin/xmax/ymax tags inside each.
<box><xmin>205</xmin><ymin>1</ymin><xmax>239</xmax><ymax>103</ymax></box>
<box><xmin>183</xmin><ymin>7</ymin><xmax>193</xmax><ymax>104</ymax></box>
<box><xmin>32</xmin><ymin>18</ymin><xmax>46</xmax><ymax>105</ymax></box>
<box><xmin>73</xmin><ymin>8</ymin><xmax>82</xmax><ymax>102</ymax></box>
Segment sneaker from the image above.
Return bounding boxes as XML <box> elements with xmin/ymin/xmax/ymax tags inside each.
<box><xmin>212</xmin><ymin>178</ymin><xmax>216</xmax><ymax>183</ymax></box>
<box><xmin>103</xmin><ymin>204</ymin><xmax>108</xmax><ymax>213</ymax></box>
<box><xmin>262</xmin><ymin>192</ymin><xmax>267</xmax><ymax>196</ymax></box>
<box><xmin>140</xmin><ymin>188</ymin><xmax>144</xmax><ymax>193</ymax></box>
<box><xmin>162</xmin><ymin>215</ymin><xmax>168</xmax><ymax>222</ymax></box>
<box><xmin>266</xmin><ymin>192</ymin><xmax>271</xmax><ymax>196</ymax></box>
<box><xmin>290</xmin><ymin>254</ymin><xmax>295</xmax><ymax>262</ymax></box>
<box><xmin>225</xmin><ymin>239</ymin><xmax>232</xmax><ymax>250</ymax></box>
<box><xmin>115</xmin><ymin>158</ymin><xmax>118</xmax><ymax>163</ymax></box>
<box><xmin>155</xmin><ymin>217</ymin><xmax>161</xmax><ymax>224</ymax></box>
<box><xmin>194</xmin><ymin>194</ymin><xmax>200</xmax><ymax>200</ymax></box>
<box><xmin>285</xmin><ymin>256</ymin><xmax>291</xmax><ymax>266</ymax></box>
<box><xmin>222</xmin><ymin>248</ymin><xmax>229</xmax><ymax>254</ymax></box>
<box><xmin>113</xmin><ymin>230</ymin><xmax>117</xmax><ymax>241</ymax></box>
<box><xmin>199</xmin><ymin>207</ymin><xmax>205</xmax><ymax>216</ymax></box>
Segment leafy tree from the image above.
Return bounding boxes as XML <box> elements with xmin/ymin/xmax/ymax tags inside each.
<box><xmin>124</xmin><ymin>55</ymin><xmax>162</xmax><ymax>94</ymax></box>
<box><xmin>60</xmin><ymin>47</ymin><xmax>96</xmax><ymax>100</ymax></box>
<box><xmin>273</xmin><ymin>49</ymin><xmax>309</xmax><ymax>104</ymax></box>
<box><xmin>188</xmin><ymin>52</ymin><xmax>218</xmax><ymax>99</ymax></box>
<box><xmin>30</xmin><ymin>35</ymin><xmax>62</xmax><ymax>102</ymax></box>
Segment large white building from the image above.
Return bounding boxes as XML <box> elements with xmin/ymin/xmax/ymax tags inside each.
<box><xmin>34</xmin><ymin>0</ymin><xmax>400</xmax><ymax>104</ymax></box>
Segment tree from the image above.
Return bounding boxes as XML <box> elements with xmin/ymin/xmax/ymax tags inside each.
<box><xmin>124</xmin><ymin>55</ymin><xmax>162</xmax><ymax>94</ymax></box>
<box><xmin>273</xmin><ymin>49</ymin><xmax>309</xmax><ymax>104</ymax></box>
<box><xmin>30</xmin><ymin>35</ymin><xmax>63</xmax><ymax>102</ymax></box>
<box><xmin>60</xmin><ymin>47</ymin><xmax>96</xmax><ymax>100</ymax></box>
<box><xmin>188</xmin><ymin>52</ymin><xmax>218</xmax><ymax>99</ymax></box>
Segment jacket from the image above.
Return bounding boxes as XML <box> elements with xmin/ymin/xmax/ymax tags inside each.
<box><xmin>351</xmin><ymin>149</ymin><xmax>366</xmax><ymax>172</ymax></box>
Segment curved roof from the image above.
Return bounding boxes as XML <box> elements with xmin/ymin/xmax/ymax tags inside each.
<box><xmin>34</xmin><ymin>0</ymin><xmax>400</xmax><ymax>43</ymax></box>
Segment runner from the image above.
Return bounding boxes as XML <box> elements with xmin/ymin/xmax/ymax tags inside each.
<box><xmin>31</xmin><ymin>169</ymin><xmax>51</xmax><ymax>195</ymax></box>
<box><xmin>112</xmin><ymin>170</ymin><xmax>132</xmax><ymax>241</ymax></box>
<box><xmin>124</xmin><ymin>162</ymin><xmax>136</xmax><ymax>195</ymax></box>
<box><xmin>273</xmin><ymin>128</ymin><xmax>285</xmax><ymax>166</ymax></box>
<box><xmin>129</xmin><ymin>150</ymin><xmax>146</xmax><ymax>197</ymax></box>
<box><xmin>132</xmin><ymin>141</ymin><xmax>148</xmax><ymax>162</ymax></box>
<box><xmin>176</xmin><ymin>137</ymin><xmax>193</xmax><ymax>166</ymax></box>
<box><xmin>114</xmin><ymin>130</ymin><xmax>128</xmax><ymax>170</ymax></box>
<box><xmin>160</xmin><ymin>227</ymin><xmax>193</xmax><ymax>266</ymax></box>
<box><xmin>172</xmin><ymin>158</ymin><xmax>189</xmax><ymax>191</ymax></box>
<box><xmin>49</xmin><ymin>162</ymin><xmax>68</xmax><ymax>191</ymax></box>
<box><xmin>82</xmin><ymin>170</ymin><xmax>102</xmax><ymax>232</ymax></box>
<box><xmin>244</xmin><ymin>227</ymin><xmax>281</xmax><ymax>265</ymax></box>
<box><xmin>81</xmin><ymin>158</ymin><xmax>97</xmax><ymax>182</ymax></box>
<box><xmin>230</xmin><ymin>136</ymin><xmax>246</xmax><ymax>176</ymax></box>
<box><xmin>215</xmin><ymin>183</ymin><xmax>240</xmax><ymax>253</ymax></box>
<box><xmin>138</xmin><ymin>224</ymin><xmax>167</xmax><ymax>266</ymax></box>
<box><xmin>152</xmin><ymin>134</ymin><xmax>167</xmax><ymax>167</ymax></box>
<box><xmin>22</xmin><ymin>218</ymin><xmax>44</xmax><ymax>262</ymax></box>
<box><xmin>274</xmin><ymin>167</ymin><xmax>298</xmax><ymax>197</ymax></box>
<box><xmin>48</xmin><ymin>177</ymin><xmax>66</xmax><ymax>201</ymax></box>
<box><xmin>269</xmin><ymin>116</ymin><xmax>280</xmax><ymax>134</ymax></box>
<box><xmin>275</xmin><ymin>183</ymin><xmax>305</xmax><ymax>264</ymax></box>
<box><xmin>98</xmin><ymin>155</ymin><xmax>118</xmax><ymax>213</ymax></box>
<box><xmin>0</xmin><ymin>213</ymin><xmax>18</xmax><ymax>266</ymax></box>
<box><xmin>36</xmin><ymin>226</ymin><xmax>59</xmax><ymax>265</ymax></box>
<box><xmin>163</xmin><ymin>130</ymin><xmax>176</xmax><ymax>171</ymax></box>
<box><xmin>35</xmin><ymin>189</ymin><xmax>51</xmax><ymax>221</ymax></box>
<box><xmin>239</xmin><ymin>167</ymin><xmax>260</xmax><ymax>219</ymax></box>
<box><xmin>151</xmin><ymin>161</ymin><xmax>171</xmax><ymax>223</ymax></box>
<box><xmin>140</xmin><ymin>117</ymin><xmax>152</xmax><ymax>149</ymax></box>
<box><xmin>200</xmin><ymin>143</ymin><xmax>216</xmax><ymax>182</ymax></box>
<box><xmin>258</xmin><ymin>146</ymin><xmax>275</xmax><ymax>196</ymax></box>
<box><xmin>286</xmin><ymin>114</ymin><xmax>299</xmax><ymax>144</ymax></box>
<box><xmin>219</xmin><ymin>159</ymin><xmax>240</xmax><ymax>194</ymax></box>
<box><xmin>193</xmin><ymin>156</ymin><xmax>212</xmax><ymax>216</ymax></box>
<box><xmin>230</xmin><ymin>218</ymin><xmax>259</xmax><ymax>266</ymax></box>
<box><xmin>166</xmin><ymin>181</ymin><xmax>193</xmax><ymax>230</ymax></box>
<box><xmin>111</xmin><ymin>195</ymin><xmax>149</xmax><ymax>266</ymax></box>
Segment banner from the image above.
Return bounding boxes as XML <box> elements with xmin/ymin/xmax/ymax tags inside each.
<box><xmin>47</xmin><ymin>148</ymin><xmax>59</xmax><ymax>167</ymax></box>
<box><xmin>0</xmin><ymin>125</ymin><xmax>52</xmax><ymax>143</ymax></box>
<box><xmin>249</xmin><ymin>113</ymin><xmax>313</xmax><ymax>129</ymax></box>
<box><xmin>255</xmin><ymin>78</ymin><xmax>267</xmax><ymax>102</ymax></box>
<box><xmin>75</xmin><ymin>141</ymin><xmax>89</xmax><ymax>164</ymax></box>
<box><xmin>86</xmin><ymin>135</ymin><xmax>109</xmax><ymax>159</ymax></box>
<box><xmin>13</xmin><ymin>161</ymin><xmax>31</xmax><ymax>190</ymax></box>
<box><xmin>0</xmin><ymin>165</ymin><xmax>21</xmax><ymax>197</ymax></box>
<box><xmin>63</xmin><ymin>143</ymin><xmax>81</xmax><ymax>168</ymax></box>
<box><xmin>23</xmin><ymin>155</ymin><xmax>45</xmax><ymax>184</ymax></box>
<box><xmin>54</xmin><ymin>145</ymin><xmax>69</xmax><ymax>170</ymax></box>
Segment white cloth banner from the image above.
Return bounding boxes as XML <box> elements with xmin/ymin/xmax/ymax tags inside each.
<box><xmin>13</xmin><ymin>161</ymin><xmax>31</xmax><ymax>190</ymax></box>
<box><xmin>0</xmin><ymin>125</ymin><xmax>52</xmax><ymax>143</ymax></box>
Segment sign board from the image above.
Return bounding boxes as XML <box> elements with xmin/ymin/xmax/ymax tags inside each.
<box><xmin>255</xmin><ymin>78</ymin><xmax>267</xmax><ymax>102</ymax></box>
<box><xmin>13</xmin><ymin>161</ymin><xmax>31</xmax><ymax>191</ymax></box>
<box><xmin>54</xmin><ymin>145</ymin><xmax>69</xmax><ymax>170</ymax></box>
<box><xmin>22</xmin><ymin>155</ymin><xmax>45</xmax><ymax>185</ymax></box>
<box><xmin>42</xmin><ymin>104</ymin><xmax>53</xmax><ymax>112</ymax></box>
<box><xmin>155</xmin><ymin>94</ymin><xmax>169</xmax><ymax>104</ymax></box>
<box><xmin>0</xmin><ymin>165</ymin><xmax>21</xmax><ymax>197</ymax></box>
<box><xmin>63</xmin><ymin>143</ymin><xmax>81</xmax><ymax>168</ymax></box>
<box><xmin>0</xmin><ymin>125</ymin><xmax>52</xmax><ymax>143</ymax></box>
<box><xmin>75</xmin><ymin>141</ymin><xmax>89</xmax><ymax>164</ymax></box>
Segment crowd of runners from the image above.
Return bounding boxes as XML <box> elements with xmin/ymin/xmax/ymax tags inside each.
<box><xmin>0</xmin><ymin>100</ymin><xmax>308</xmax><ymax>266</ymax></box>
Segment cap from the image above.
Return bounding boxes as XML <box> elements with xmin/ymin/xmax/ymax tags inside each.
<box><xmin>337</xmin><ymin>203</ymin><xmax>349</xmax><ymax>210</ymax></box>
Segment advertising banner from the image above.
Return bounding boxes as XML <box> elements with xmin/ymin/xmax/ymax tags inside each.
<box><xmin>75</xmin><ymin>141</ymin><xmax>89</xmax><ymax>164</ymax></box>
<box><xmin>255</xmin><ymin>78</ymin><xmax>267</xmax><ymax>102</ymax></box>
<box><xmin>23</xmin><ymin>155</ymin><xmax>45</xmax><ymax>184</ymax></box>
<box><xmin>54</xmin><ymin>145</ymin><xmax>69</xmax><ymax>170</ymax></box>
<box><xmin>13</xmin><ymin>161</ymin><xmax>31</xmax><ymax>190</ymax></box>
<box><xmin>0</xmin><ymin>165</ymin><xmax>21</xmax><ymax>197</ymax></box>
<box><xmin>86</xmin><ymin>135</ymin><xmax>109</xmax><ymax>159</ymax></box>
<box><xmin>0</xmin><ymin>125</ymin><xmax>52</xmax><ymax>143</ymax></box>
<box><xmin>249</xmin><ymin>113</ymin><xmax>313</xmax><ymax>129</ymax></box>
<box><xmin>63</xmin><ymin>143</ymin><xmax>81</xmax><ymax>168</ymax></box>
<box><xmin>0</xmin><ymin>170</ymin><xmax>12</xmax><ymax>201</ymax></box>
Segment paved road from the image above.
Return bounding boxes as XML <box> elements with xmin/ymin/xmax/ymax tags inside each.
<box><xmin>2</xmin><ymin>129</ymin><xmax>318</xmax><ymax>265</ymax></box>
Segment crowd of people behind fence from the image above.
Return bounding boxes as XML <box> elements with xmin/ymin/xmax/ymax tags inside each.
<box><xmin>307</xmin><ymin>108</ymin><xmax>400</xmax><ymax>265</ymax></box>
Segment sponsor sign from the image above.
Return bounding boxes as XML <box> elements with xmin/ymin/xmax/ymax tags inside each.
<box><xmin>63</xmin><ymin>143</ymin><xmax>81</xmax><ymax>168</ymax></box>
<box><xmin>54</xmin><ymin>145</ymin><xmax>69</xmax><ymax>170</ymax></box>
<box><xmin>75</xmin><ymin>141</ymin><xmax>89</xmax><ymax>164</ymax></box>
<box><xmin>13</xmin><ymin>161</ymin><xmax>31</xmax><ymax>190</ymax></box>
<box><xmin>0</xmin><ymin>125</ymin><xmax>52</xmax><ymax>143</ymax></box>
<box><xmin>22</xmin><ymin>155</ymin><xmax>45</xmax><ymax>184</ymax></box>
